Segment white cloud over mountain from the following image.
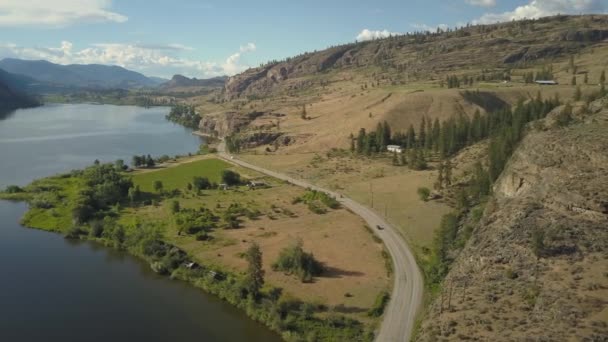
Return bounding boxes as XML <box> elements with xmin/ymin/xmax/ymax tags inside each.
<box><xmin>0</xmin><ymin>0</ymin><xmax>127</xmax><ymax>27</ymax></box>
<box><xmin>0</xmin><ymin>41</ymin><xmax>257</xmax><ymax>78</ymax></box>
<box><xmin>474</xmin><ymin>0</ymin><xmax>607</xmax><ymax>24</ymax></box>
<box><xmin>356</xmin><ymin>29</ymin><xmax>401</xmax><ymax>41</ymax></box>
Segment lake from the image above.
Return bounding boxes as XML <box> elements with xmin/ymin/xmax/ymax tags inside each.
<box><xmin>0</xmin><ymin>104</ymin><xmax>280</xmax><ymax>342</ymax></box>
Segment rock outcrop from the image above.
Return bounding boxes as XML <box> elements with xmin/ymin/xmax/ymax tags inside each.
<box><xmin>417</xmin><ymin>98</ymin><xmax>608</xmax><ymax>341</ymax></box>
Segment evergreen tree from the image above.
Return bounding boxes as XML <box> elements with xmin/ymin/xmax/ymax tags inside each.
<box><xmin>407</xmin><ymin>124</ymin><xmax>416</xmax><ymax>149</ymax></box>
<box><xmin>432</xmin><ymin>118</ymin><xmax>441</xmax><ymax>152</ymax></box>
<box><xmin>245</xmin><ymin>243</ymin><xmax>264</xmax><ymax>298</ymax></box>
<box><xmin>600</xmin><ymin>70</ymin><xmax>606</xmax><ymax>85</ymax></box>
<box><xmin>349</xmin><ymin>133</ymin><xmax>355</xmax><ymax>152</ymax></box>
<box><xmin>419</xmin><ymin>117</ymin><xmax>426</xmax><ymax>149</ymax></box>
<box><xmin>444</xmin><ymin>160</ymin><xmax>452</xmax><ymax>186</ymax></box>
<box><xmin>356</xmin><ymin>128</ymin><xmax>366</xmax><ymax>154</ymax></box>
<box><xmin>382</xmin><ymin>121</ymin><xmax>392</xmax><ymax>148</ymax></box>
<box><xmin>425</xmin><ymin>118</ymin><xmax>433</xmax><ymax>150</ymax></box>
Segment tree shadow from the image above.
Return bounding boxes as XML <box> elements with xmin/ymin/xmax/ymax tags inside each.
<box><xmin>321</xmin><ymin>265</ymin><xmax>365</xmax><ymax>278</ymax></box>
<box><xmin>331</xmin><ymin>304</ymin><xmax>368</xmax><ymax>314</ymax></box>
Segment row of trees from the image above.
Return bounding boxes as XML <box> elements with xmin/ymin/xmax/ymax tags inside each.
<box><xmin>165</xmin><ymin>104</ymin><xmax>200</xmax><ymax>129</ymax></box>
<box><xmin>132</xmin><ymin>154</ymin><xmax>156</xmax><ymax>168</ymax></box>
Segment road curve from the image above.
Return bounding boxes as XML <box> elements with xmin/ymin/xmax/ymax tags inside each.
<box><xmin>216</xmin><ymin>142</ymin><xmax>423</xmax><ymax>341</ymax></box>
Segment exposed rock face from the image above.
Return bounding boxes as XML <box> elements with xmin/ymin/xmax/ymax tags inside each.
<box><xmin>416</xmin><ymin>99</ymin><xmax>608</xmax><ymax>341</ymax></box>
<box><xmin>198</xmin><ymin>111</ymin><xmax>264</xmax><ymax>137</ymax></box>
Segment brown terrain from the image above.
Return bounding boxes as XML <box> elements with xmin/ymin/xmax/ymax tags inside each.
<box><xmin>416</xmin><ymin>97</ymin><xmax>608</xmax><ymax>341</ymax></box>
<box><xmin>156</xmin><ymin>14</ymin><xmax>608</xmax><ymax>341</ymax></box>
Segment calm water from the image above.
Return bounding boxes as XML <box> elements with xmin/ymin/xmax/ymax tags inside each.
<box><xmin>0</xmin><ymin>104</ymin><xmax>280</xmax><ymax>342</ymax></box>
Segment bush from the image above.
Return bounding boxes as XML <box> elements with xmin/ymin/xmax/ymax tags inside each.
<box><xmin>221</xmin><ymin>170</ymin><xmax>241</xmax><ymax>186</ymax></box>
<box><xmin>192</xmin><ymin>176</ymin><xmax>211</xmax><ymax>190</ymax></box>
<box><xmin>4</xmin><ymin>185</ymin><xmax>23</xmax><ymax>193</ymax></box>
<box><xmin>368</xmin><ymin>291</ymin><xmax>390</xmax><ymax>317</ymax></box>
<box><xmin>272</xmin><ymin>239</ymin><xmax>324</xmax><ymax>282</ymax></box>
<box><xmin>417</xmin><ymin>187</ymin><xmax>431</xmax><ymax>201</ymax></box>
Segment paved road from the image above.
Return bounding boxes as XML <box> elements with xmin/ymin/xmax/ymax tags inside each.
<box><xmin>217</xmin><ymin>142</ymin><xmax>423</xmax><ymax>341</ymax></box>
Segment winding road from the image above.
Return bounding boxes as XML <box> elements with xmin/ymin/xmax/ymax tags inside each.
<box><xmin>217</xmin><ymin>142</ymin><xmax>424</xmax><ymax>341</ymax></box>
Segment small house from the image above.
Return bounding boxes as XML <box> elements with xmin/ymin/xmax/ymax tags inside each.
<box><xmin>387</xmin><ymin>145</ymin><xmax>404</xmax><ymax>153</ymax></box>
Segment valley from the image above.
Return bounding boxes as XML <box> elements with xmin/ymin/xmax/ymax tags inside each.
<box><xmin>1</xmin><ymin>11</ymin><xmax>607</xmax><ymax>342</ymax></box>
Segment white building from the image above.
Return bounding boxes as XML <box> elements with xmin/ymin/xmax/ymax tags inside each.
<box><xmin>387</xmin><ymin>145</ymin><xmax>404</xmax><ymax>153</ymax></box>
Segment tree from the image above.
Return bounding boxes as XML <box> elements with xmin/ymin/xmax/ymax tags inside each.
<box><xmin>444</xmin><ymin>160</ymin><xmax>453</xmax><ymax>186</ymax></box>
<box><xmin>407</xmin><ymin>124</ymin><xmax>416</xmax><ymax>149</ymax></box>
<box><xmin>531</xmin><ymin>229</ymin><xmax>545</xmax><ymax>257</ymax></box>
<box><xmin>132</xmin><ymin>155</ymin><xmax>141</xmax><ymax>168</ymax></box>
<box><xmin>301</xmin><ymin>104</ymin><xmax>307</xmax><ymax>120</ymax></box>
<box><xmin>600</xmin><ymin>70</ymin><xmax>606</xmax><ymax>85</ymax></box>
<box><xmin>170</xmin><ymin>200</ymin><xmax>180</xmax><ymax>214</ymax></box>
<box><xmin>146</xmin><ymin>154</ymin><xmax>155</xmax><ymax>168</ymax></box>
<box><xmin>244</xmin><ymin>243</ymin><xmax>264</xmax><ymax>298</ymax></box>
<box><xmin>349</xmin><ymin>133</ymin><xmax>355</xmax><ymax>152</ymax></box>
<box><xmin>571</xmin><ymin>76</ymin><xmax>576</xmax><ymax>86</ymax></box>
<box><xmin>128</xmin><ymin>186</ymin><xmax>140</xmax><ymax>205</ymax></box>
<box><xmin>221</xmin><ymin>170</ymin><xmax>241</xmax><ymax>185</ymax></box>
<box><xmin>115</xmin><ymin>159</ymin><xmax>126</xmax><ymax>171</ymax></box>
<box><xmin>356</xmin><ymin>128</ymin><xmax>366</xmax><ymax>154</ymax></box>
<box><xmin>153</xmin><ymin>180</ymin><xmax>163</xmax><ymax>193</ymax></box>
<box><xmin>419</xmin><ymin>117</ymin><xmax>426</xmax><ymax>148</ymax></box>
<box><xmin>192</xmin><ymin>176</ymin><xmax>211</xmax><ymax>190</ymax></box>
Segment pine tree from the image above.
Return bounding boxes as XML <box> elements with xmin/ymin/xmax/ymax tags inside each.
<box><xmin>356</xmin><ymin>128</ymin><xmax>366</xmax><ymax>154</ymax></box>
<box><xmin>407</xmin><ymin>124</ymin><xmax>416</xmax><ymax>149</ymax></box>
<box><xmin>600</xmin><ymin>70</ymin><xmax>606</xmax><ymax>85</ymax></box>
<box><xmin>382</xmin><ymin>121</ymin><xmax>392</xmax><ymax>148</ymax></box>
<box><xmin>349</xmin><ymin>133</ymin><xmax>355</xmax><ymax>152</ymax></box>
<box><xmin>425</xmin><ymin>118</ymin><xmax>433</xmax><ymax>150</ymax></box>
<box><xmin>444</xmin><ymin>160</ymin><xmax>452</xmax><ymax>186</ymax></box>
<box><xmin>419</xmin><ymin>117</ymin><xmax>427</xmax><ymax>149</ymax></box>
<box><xmin>432</xmin><ymin>118</ymin><xmax>441</xmax><ymax>152</ymax></box>
<box><xmin>435</xmin><ymin>163</ymin><xmax>444</xmax><ymax>190</ymax></box>
<box><xmin>245</xmin><ymin>243</ymin><xmax>264</xmax><ymax>298</ymax></box>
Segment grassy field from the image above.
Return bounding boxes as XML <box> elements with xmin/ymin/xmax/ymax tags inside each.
<box><xmin>240</xmin><ymin>152</ymin><xmax>453</xmax><ymax>255</ymax></box>
<box><xmin>123</xmin><ymin>157</ymin><xmax>390</xmax><ymax>320</ymax></box>
<box><xmin>133</xmin><ymin>157</ymin><xmax>233</xmax><ymax>192</ymax></box>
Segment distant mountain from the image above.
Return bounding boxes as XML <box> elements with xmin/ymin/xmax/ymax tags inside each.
<box><xmin>0</xmin><ymin>58</ymin><xmax>160</xmax><ymax>89</ymax></box>
<box><xmin>161</xmin><ymin>74</ymin><xmax>227</xmax><ymax>89</ymax></box>
<box><xmin>0</xmin><ymin>68</ymin><xmax>39</xmax><ymax>113</ymax></box>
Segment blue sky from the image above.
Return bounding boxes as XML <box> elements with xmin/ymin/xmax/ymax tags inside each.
<box><xmin>0</xmin><ymin>0</ymin><xmax>606</xmax><ymax>78</ymax></box>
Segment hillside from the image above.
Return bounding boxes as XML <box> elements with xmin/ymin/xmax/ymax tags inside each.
<box><xmin>0</xmin><ymin>68</ymin><xmax>39</xmax><ymax>113</ymax></box>
<box><xmin>224</xmin><ymin>15</ymin><xmax>608</xmax><ymax>99</ymax></box>
<box><xmin>161</xmin><ymin>74</ymin><xmax>227</xmax><ymax>90</ymax></box>
<box><xmin>0</xmin><ymin>58</ymin><xmax>161</xmax><ymax>89</ymax></box>
<box><xmin>415</xmin><ymin>96</ymin><xmax>608</xmax><ymax>341</ymax></box>
<box><xmin>189</xmin><ymin>15</ymin><xmax>608</xmax><ymax>156</ymax></box>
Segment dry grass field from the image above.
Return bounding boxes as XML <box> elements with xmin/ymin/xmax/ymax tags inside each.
<box><xmin>121</xmin><ymin>157</ymin><xmax>390</xmax><ymax>321</ymax></box>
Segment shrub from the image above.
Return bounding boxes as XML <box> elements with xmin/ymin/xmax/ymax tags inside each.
<box><xmin>272</xmin><ymin>239</ymin><xmax>324</xmax><ymax>282</ymax></box>
<box><xmin>221</xmin><ymin>170</ymin><xmax>241</xmax><ymax>186</ymax></box>
<box><xmin>368</xmin><ymin>291</ymin><xmax>390</xmax><ymax>317</ymax></box>
<box><xmin>417</xmin><ymin>187</ymin><xmax>431</xmax><ymax>201</ymax></box>
<box><xmin>4</xmin><ymin>185</ymin><xmax>23</xmax><ymax>193</ymax></box>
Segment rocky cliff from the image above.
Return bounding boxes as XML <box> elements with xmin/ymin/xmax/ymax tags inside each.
<box><xmin>416</xmin><ymin>97</ymin><xmax>608</xmax><ymax>341</ymax></box>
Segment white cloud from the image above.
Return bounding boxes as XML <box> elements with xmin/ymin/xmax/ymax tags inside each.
<box><xmin>0</xmin><ymin>0</ymin><xmax>127</xmax><ymax>27</ymax></box>
<box><xmin>223</xmin><ymin>43</ymin><xmax>257</xmax><ymax>75</ymax></box>
<box><xmin>356</xmin><ymin>29</ymin><xmax>401</xmax><ymax>41</ymax></box>
<box><xmin>465</xmin><ymin>0</ymin><xmax>497</xmax><ymax>7</ymax></box>
<box><xmin>474</xmin><ymin>0</ymin><xmax>608</xmax><ymax>24</ymax></box>
<box><xmin>0</xmin><ymin>41</ymin><xmax>257</xmax><ymax>78</ymax></box>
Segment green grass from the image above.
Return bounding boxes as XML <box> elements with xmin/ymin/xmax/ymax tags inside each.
<box><xmin>20</xmin><ymin>175</ymin><xmax>83</xmax><ymax>232</ymax></box>
<box><xmin>133</xmin><ymin>158</ymin><xmax>231</xmax><ymax>192</ymax></box>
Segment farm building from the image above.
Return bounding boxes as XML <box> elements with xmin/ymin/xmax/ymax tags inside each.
<box><xmin>387</xmin><ymin>145</ymin><xmax>404</xmax><ymax>153</ymax></box>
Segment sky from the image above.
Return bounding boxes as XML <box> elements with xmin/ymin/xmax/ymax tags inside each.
<box><xmin>0</xmin><ymin>0</ymin><xmax>606</xmax><ymax>79</ymax></box>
